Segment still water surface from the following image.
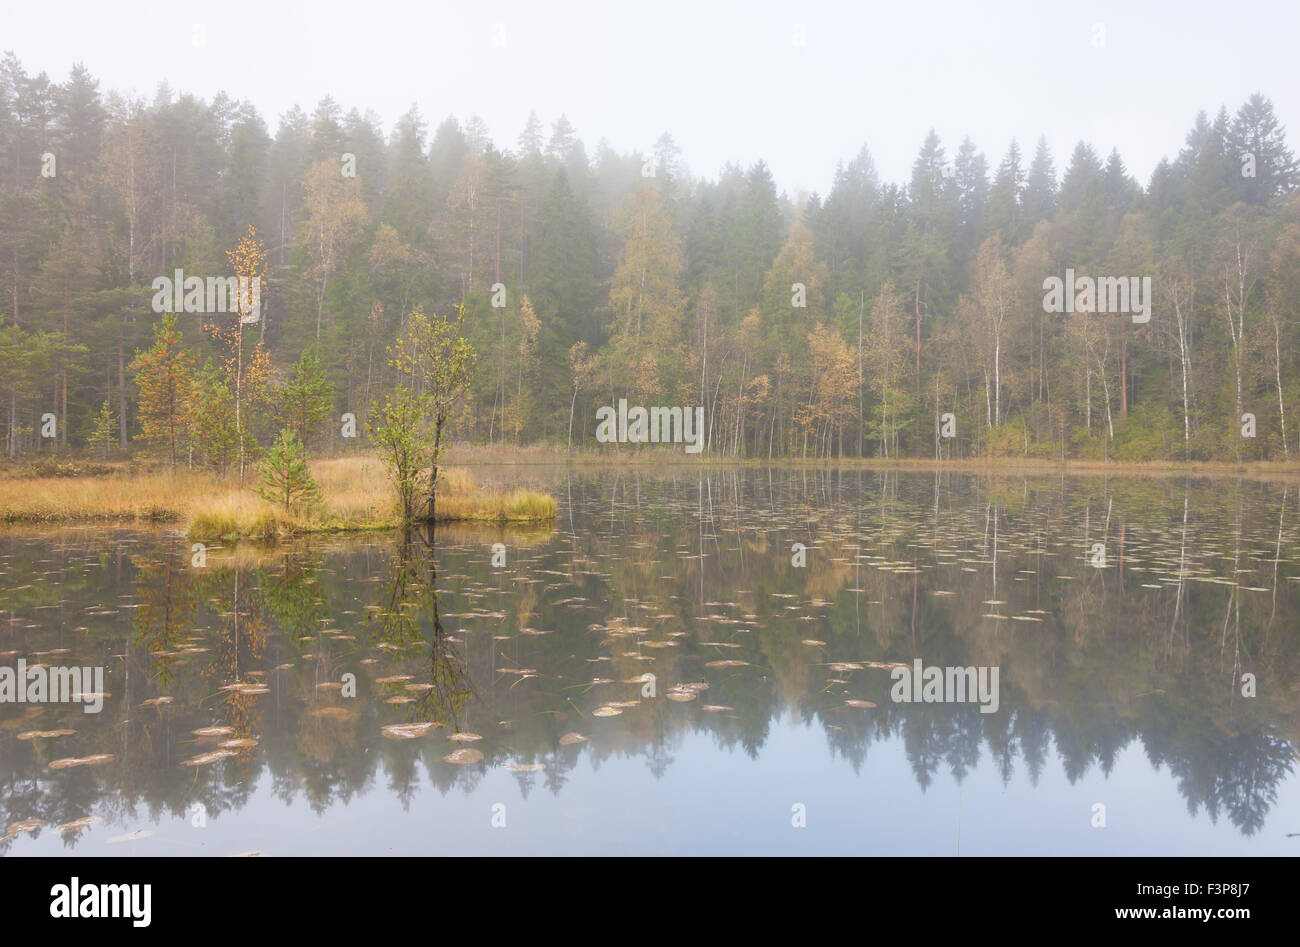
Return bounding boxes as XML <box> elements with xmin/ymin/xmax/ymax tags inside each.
<box><xmin>2</xmin><ymin>468</ymin><xmax>1298</xmax><ymax>855</ymax></box>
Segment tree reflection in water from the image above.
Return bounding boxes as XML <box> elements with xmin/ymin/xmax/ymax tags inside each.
<box><xmin>1</xmin><ymin>469</ymin><xmax>1298</xmax><ymax>852</ymax></box>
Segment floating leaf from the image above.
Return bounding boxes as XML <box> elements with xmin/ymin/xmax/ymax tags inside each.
<box><xmin>309</xmin><ymin>707</ymin><xmax>355</xmax><ymax>720</ymax></box>
<box><xmin>7</xmin><ymin>819</ymin><xmax>48</xmax><ymax>835</ymax></box>
<box><xmin>56</xmin><ymin>816</ymin><xmax>102</xmax><ymax>834</ymax></box>
<box><xmin>382</xmin><ymin>722</ymin><xmax>438</xmax><ymax>739</ymax></box>
<box><xmin>48</xmin><ymin>754</ymin><xmax>115</xmax><ymax>770</ymax></box>
<box><xmin>107</xmin><ymin>830</ymin><xmax>153</xmax><ymax>844</ymax></box>
<box><xmin>443</xmin><ymin>747</ymin><xmax>484</xmax><ymax>764</ymax></box>
<box><xmin>182</xmin><ymin>750</ymin><xmax>237</xmax><ymax>766</ymax></box>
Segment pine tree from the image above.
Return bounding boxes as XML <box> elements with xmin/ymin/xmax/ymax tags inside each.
<box><xmin>277</xmin><ymin>347</ymin><xmax>334</xmax><ymax>449</ymax></box>
<box><xmin>90</xmin><ymin>399</ymin><xmax>116</xmax><ymax>459</ymax></box>
<box><xmin>130</xmin><ymin>311</ymin><xmax>196</xmax><ymax>466</ymax></box>
<box><xmin>254</xmin><ymin>429</ymin><xmax>321</xmax><ymax>512</ymax></box>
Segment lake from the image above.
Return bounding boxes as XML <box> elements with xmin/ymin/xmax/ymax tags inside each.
<box><xmin>2</xmin><ymin>467</ymin><xmax>1298</xmax><ymax>855</ymax></box>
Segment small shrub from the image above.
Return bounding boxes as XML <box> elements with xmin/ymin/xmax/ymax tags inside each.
<box><xmin>254</xmin><ymin>430</ymin><xmax>322</xmax><ymax>513</ymax></box>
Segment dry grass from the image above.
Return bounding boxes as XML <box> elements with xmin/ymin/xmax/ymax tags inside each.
<box><xmin>0</xmin><ymin>469</ymin><xmax>210</xmax><ymax>524</ymax></box>
<box><xmin>442</xmin><ymin>442</ymin><xmax>1300</xmax><ymax>483</ymax></box>
<box><xmin>0</xmin><ymin>455</ymin><xmax>556</xmax><ymax>538</ymax></box>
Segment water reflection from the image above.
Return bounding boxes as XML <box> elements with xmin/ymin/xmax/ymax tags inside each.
<box><xmin>2</xmin><ymin>469</ymin><xmax>1298</xmax><ymax>853</ymax></box>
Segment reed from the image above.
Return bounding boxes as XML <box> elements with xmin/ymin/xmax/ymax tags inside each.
<box><xmin>0</xmin><ymin>455</ymin><xmax>557</xmax><ymax>536</ymax></box>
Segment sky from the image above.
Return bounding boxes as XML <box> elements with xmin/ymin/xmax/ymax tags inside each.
<box><xmin>5</xmin><ymin>0</ymin><xmax>1298</xmax><ymax>198</ymax></box>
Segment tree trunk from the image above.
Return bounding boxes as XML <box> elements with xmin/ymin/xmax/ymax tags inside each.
<box><xmin>118</xmin><ymin>342</ymin><xmax>127</xmax><ymax>448</ymax></box>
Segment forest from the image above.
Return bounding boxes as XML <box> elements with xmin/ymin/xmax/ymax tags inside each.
<box><xmin>1</xmin><ymin>52</ymin><xmax>1298</xmax><ymax>466</ymax></box>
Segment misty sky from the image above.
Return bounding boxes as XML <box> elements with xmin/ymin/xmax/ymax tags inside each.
<box><xmin>7</xmin><ymin>0</ymin><xmax>1297</xmax><ymax>197</ymax></box>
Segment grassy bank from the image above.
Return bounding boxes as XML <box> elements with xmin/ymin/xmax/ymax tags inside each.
<box><xmin>0</xmin><ymin>456</ymin><xmax>557</xmax><ymax>537</ymax></box>
<box><xmin>440</xmin><ymin>443</ymin><xmax>1300</xmax><ymax>481</ymax></box>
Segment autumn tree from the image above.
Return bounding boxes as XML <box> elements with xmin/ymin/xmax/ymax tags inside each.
<box><xmin>386</xmin><ymin>305</ymin><xmax>477</xmax><ymax>520</ymax></box>
<box><xmin>300</xmin><ymin>159</ymin><xmax>369</xmax><ymax>341</ymax></box>
<box><xmin>509</xmin><ymin>294</ymin><xmax>541</xmax><ymax>441</ymax></box>
<box><xmin>607</xmin><ymin>183</ymin><xmax>686</xmax><ymax>402</ymax></box>
<box><xmin>208</xmin><ymin>225</ymin><xmax>272</xmax><ymax>481</ymax></box>
<box><xmin>370</xmin><ymin>385</ymin><xmax>430</xmax><ymax>522</ymax></box>
<box><xmin>865</xmin><ymin>281</ymin><xmax>912</xmax><ymax>457</ymax></box>
<box><xmin>130</xmin><ymin>311</ymin><xmax>196</xmax><ymax>465</ymax></box>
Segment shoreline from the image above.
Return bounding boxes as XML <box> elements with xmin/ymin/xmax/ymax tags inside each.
<box><xmin>437</xmin><ymin>447</ymin><xmax>1300</xmax><ymax>482</ymax></box>
<box><xmin>4</xmin><ymin>451</ymin><xmax>1299</xmax><ymax>535</ymax></box>
<box><xmin>0</xmin><ymin>457</ymin><xmax>557</xmax><ymax>536</ymax></box>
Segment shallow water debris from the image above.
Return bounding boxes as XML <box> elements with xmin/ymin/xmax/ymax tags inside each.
<box><xmin>443</xmin><ymin>747</ymin><xmax>484</xmax><ymax>764</ymax></box>
<box><xmin>309</xmin><ymin>707</ymin><xmax>356</xmax><ymax>720</ymax></box>
<box><xmin>56</xmin><ymin>816</ymin><xmax>102</xmax><ymax>833</ymax></box>
<box><xmin>193</xmin><ymin>726</ymin><xmax>235</xmax><ymax>737</ymax></box>
<box><xmin>106</xmin><ymin>830</ymin><xmax>153</xmax><ymax>844</ymax></box>
<box><xmin>381</xmin><ymin>722</ymin><xmax>439</xmax><ymax>739</ymax></box>
<box><xmin>558</xmin><ymin>732</ymin><xmax>588</xmax><ymax>745</ymax></box>
<box><xmin>183</xmin><ymin>750</ymin><xmax>237</xmax><ymax>766</ymax></box>
<box><xmin>7</xmin><ymin>819</ymin><xmax>48</xmax><ymax>834</ymax></box>
<box><xmin>16</xmin><ymin>728</ymin><xmax>76</xmax><ymax>740</ymax></box>
<box><xmin>140</xmin><ymin>697</ymin><xmax>173</xmax><ymax>707</ymax></box>
<box><xmin>48</xmin><ymin>754</ymin><xmax>115</xmax><ymax>770</ymax></box>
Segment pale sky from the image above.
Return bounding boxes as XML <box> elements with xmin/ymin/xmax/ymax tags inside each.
<box><xmin>6</xmin><ymin>0</ymin><xmax>1297</xmax><ymax>197</ymax></box>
